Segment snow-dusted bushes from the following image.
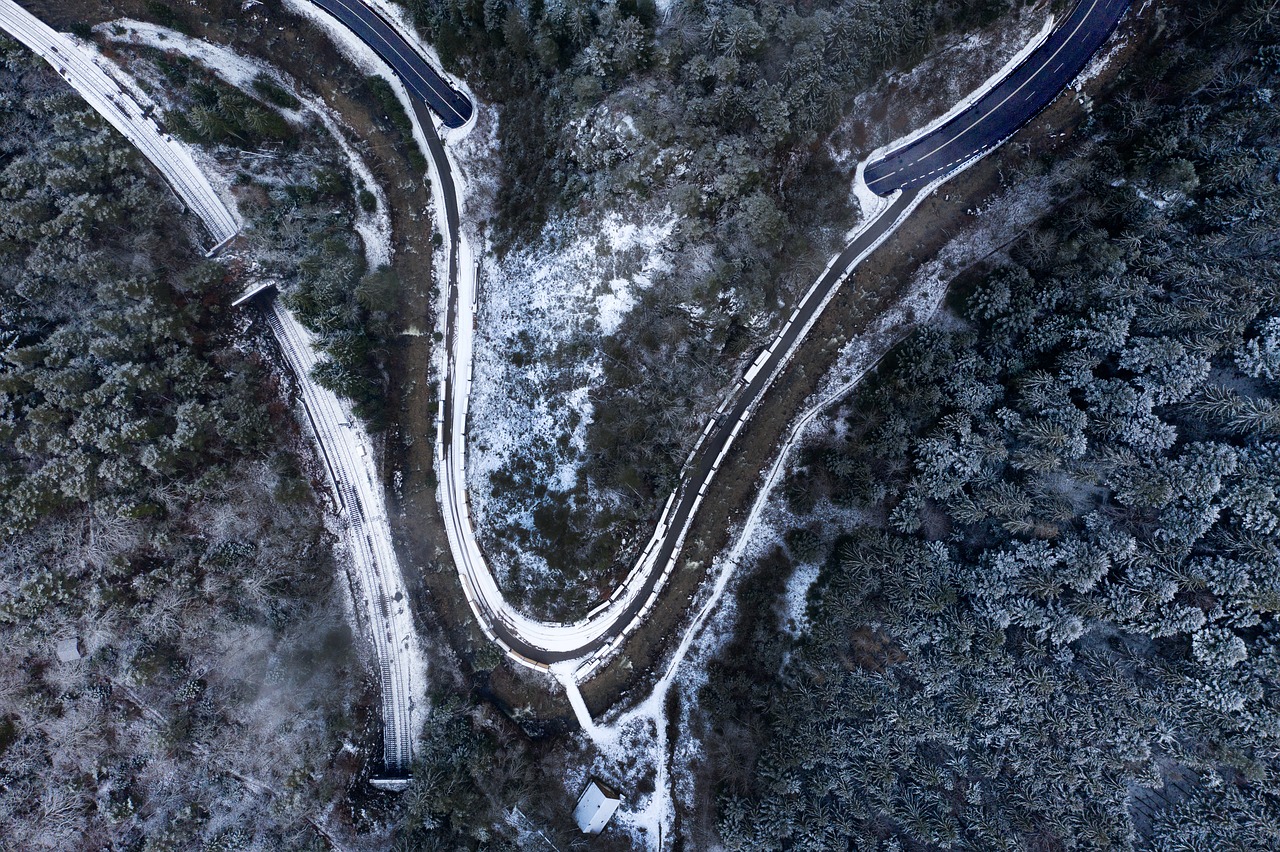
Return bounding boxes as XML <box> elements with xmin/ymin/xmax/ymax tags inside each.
<box><xmin>0</xmin><ymin>40</ymin><xmax>365</xmax><ymax>848</ymax></box>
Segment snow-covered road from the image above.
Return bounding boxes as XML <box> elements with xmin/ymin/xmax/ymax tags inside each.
<box><xmin>0</xmin><ymin>3</ymin><xmax>421</xmax><ymax>779</ymax></box>
<box><xmin>264</xmin><ymin>302</ymin><xmax>421</xmax><ymax>780</ymax></box>
<box><xmin>0</xmin><ymin>0</ymin><xmax>239</xmax><ymax>250</ymax></box>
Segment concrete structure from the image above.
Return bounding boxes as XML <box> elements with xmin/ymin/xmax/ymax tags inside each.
<box><xmin>56</xmin><ymin>638</ymin><xmax>83</xmax><ymax>663</ymax></box>
<box><xmin>573</xmin><ymin>779</ymin><xmax>621</xmax><ymax>835</ymax></box>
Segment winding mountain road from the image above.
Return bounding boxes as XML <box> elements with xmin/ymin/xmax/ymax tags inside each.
<box><xmin>7</xmin><ymin>0</ymin><xmax>1132</xmax><ymax>744</ymax></box>
<box><xmin>307</xmin><ymin>0</ymin><xmax>471</xmax><ymax>127</ymax></box>
<box><xmin>864</xmin><ymin>0</ymin><xmax>1129</xmax><ymax>194</ymax></box>
<box><xmin>351</xmin><ymin>0</ymin><xmax>1131</xmax><ymax>686</ymax></box>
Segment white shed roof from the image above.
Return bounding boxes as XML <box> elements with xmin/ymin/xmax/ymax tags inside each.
<box><xmin>56</xmin><ymin>638</ymin><xmax>82</xmax><ymax>663</ymax></box>
<box><xmin>573</xmin><ymin>779</ymin><xmax>621</xmax><ymax>834</ymax></box>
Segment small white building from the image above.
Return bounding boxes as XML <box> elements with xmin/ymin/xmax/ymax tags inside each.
<box><xmin>56</xmin><ymin>638</ymin><xmax>83</xmax><ymax>663</ymax></box>
<box><xmin>573</xmin><ymin>778</ymin><xmax>621</xmax><ymax>835</ymax></box>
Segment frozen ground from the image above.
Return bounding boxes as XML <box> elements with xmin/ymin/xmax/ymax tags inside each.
<box><xmin>466</xmin><ymin>208</ymin><xmax>675</xmax><ymax>595</ymax></box>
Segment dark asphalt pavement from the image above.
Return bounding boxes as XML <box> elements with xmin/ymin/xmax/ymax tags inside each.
<box><xmin>864</xmin><ymin>0</ymin><xmax>1129</xmax><ymax>195</ymax></box>
<box><xmin>309</xmin><ymin>0</ymin><xmax>472</xmax><ymax>127</ymax></box>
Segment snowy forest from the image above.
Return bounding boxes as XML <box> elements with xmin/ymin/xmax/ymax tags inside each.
<box><xmin>0</xmin><ymin>23</ymin><xmax>588</xmax><ymax>849</ymax></box>
<box><xmin>0</xmin><ymin>37</ymin><xmax>379</xmax><ymax>848</ymax></box>
<box><xmin>5</xmin><ymin>0</ymin><xmax>1280</xmax><ymax>846</ymax></box>
<box><xmin>693</xmin><ymin>3</ymin><xmax>1280</xmax><ymax>848</ymax></box>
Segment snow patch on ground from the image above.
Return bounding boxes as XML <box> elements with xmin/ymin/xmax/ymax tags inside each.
<box><xmin>466</xmin><ymin>209</ymin><xmax>674</xmax><ymax>591</ymax></box>
<box><xmin>99</xmin><ymin>19</ymin><xmax>393</xmax><ymax>269</ymax></box>
<box><xmin>1071</xmin><ymin>25</ymin><xmax>1130</xmax><ymax>89</ymax></box>
<box><xmin>102</xmin><ymin>19</ymin><xmax>261</xmax><ymax>87</ymax></box>
<box><xmin>781</xmin><ymin>561</ymin><xmax>819</xmax><ymax>637</ymax></box>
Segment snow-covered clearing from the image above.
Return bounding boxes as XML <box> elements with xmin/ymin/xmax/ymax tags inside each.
<box><xmin>467</xmin><ymin>209</ymin><xmax>675</xmax><ymax>592</ymax></box>
<box><xmin>97</xmin><ymin>19</ymin><xmax>392</xmax><ymax>269</ymax></box>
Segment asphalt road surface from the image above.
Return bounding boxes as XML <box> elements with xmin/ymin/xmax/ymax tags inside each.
<box><xmin>308</xmin><ymin>0</ymin><xmax>472</xmax><ymax>127</ymax></box>
<box><xmin>305</xmin><ymin>0</ymin><xmax>1130</xmax><ymax>676</ymax></box>
<box><xmin>864</xmin><ymin>0</ymin><xmax>1130</xmax><ymax>195</ymax></box>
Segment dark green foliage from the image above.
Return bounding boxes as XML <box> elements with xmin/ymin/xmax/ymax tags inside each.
<box><xmin>250</xmin><ymin>73</ymin><xmax>301</xmax><ymax>110</ymax></box>
<box><xmin>366</xmin><ymin>75</ymin><xmax>414</xmax><ymax>137</ymax></box>
<box><xmin>0</xmin><ymin>38</ymin><xmax>361</xmax><ymax>848</ymax></box>
<box><xmin>279</xmin><ymin>236</ymin><xmax>396</xmax><ymax>426</ymax></box>
<box><xmin>144</xmin><ymin>1</ymin><xmax>185</xmax><ymax>33</ymax></box>
<box><xmin>701</xmin><ymin>5</ymin><xmax>1280</xmax><ymax>848</ymax></box>
<box><xmin>392</xmin><ymin>701</ymin><xmax>543</xmax><ymax>850</ymax></box>
<box><xmin>236</xmin><ymin>155</ymin><xmax>394</xmax><ymax>426</ymax></box>
<box><xmin>156</xmin><ymin>55</ymin><xmax>295</xmax><ymax>147</ymax></box>
<box><xmin>364</xmin><ymin>76</ymin><xmax>426</xmax><ymax>171</ymax></box>
<box><xmin>0</xmin><ymin>58</ymin><xmax>269</xmax><ymax>538</ymax></box>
